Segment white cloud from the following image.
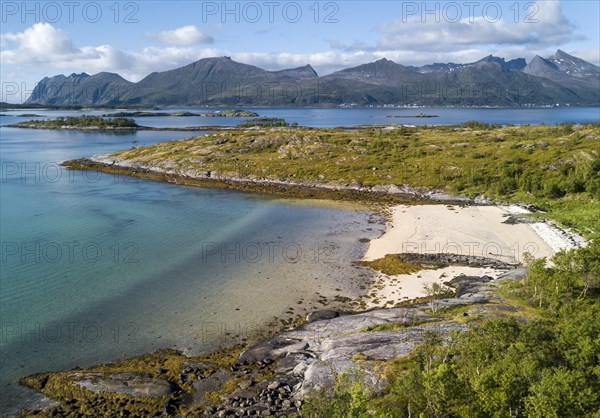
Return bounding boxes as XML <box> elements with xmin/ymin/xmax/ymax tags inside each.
<box><xmin>377</xmin><ymin>0</ymin><xmax>576</xmax><ymax>51</ymax></box>
<box><xmin>570</xmin><ymin>48</ymin><xmax>600</xmax><ymax>66</ymax></box>
<box><xmin>145</xmin><ymin>25</ymin><xmax>214</xmax><ymax>45</ymax></box>
<box><xmin>1</xmin><ymin>23</ymin><xmax>77</xmax><ymax>61</ymax></box>
<box><xmin>0</xmin><ymin>23</ymin><xmax>221</xmax><ymax>83</ymax></box>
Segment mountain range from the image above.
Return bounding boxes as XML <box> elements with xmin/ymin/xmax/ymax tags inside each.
<box><xmin>26</xmin><ymin>50</ymin><xmax>600</xmax><ymax>107</ymax></box>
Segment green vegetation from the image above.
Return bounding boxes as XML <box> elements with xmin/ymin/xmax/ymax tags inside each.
<box><xmin>423</xmin><ymin>282</ymin><xmax>455</xmax><ymax>313</ymax></box>
<box><xmin>303</xmin><ymin>242</ymin><xmax>600</xmax><ymax>417</ymax></box>
<box><xmin>530</xmin><ymin>199</ymin><xmax>600</xmax><ymax>238</ymax></box>
<box><xmin>111</xmin><ymin>123</ymin><xmax>600</xmax><ymax>236</ymax></box>
<box><xmin>359</xmin><ymin>254</ymin><xmax>422</xmax><ymax>275</ymax></box>
<box><xmin>15</xmin><ymin>115</ymin><xmax>138</xmax><ymax>128</ymax></box>
<box><xmin>47</xmin><ymin>122</ymin><xmax>600</xmax><ymax>416</ymax></box>
<box><xmin>216</xmin><ymin>109</ymin><xmax>259</xmax><ymax>117</ymax></box>
<box><xmin>237</xmin><ymin>117</ymin><xmax>292</xmax><ymax>127</ymax></box>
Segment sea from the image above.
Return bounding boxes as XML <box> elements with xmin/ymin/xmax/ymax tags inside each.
<box><xmin>0</xmin><ymin>106</ymin><xmax>598</xmax><ymax>414</ymax></box>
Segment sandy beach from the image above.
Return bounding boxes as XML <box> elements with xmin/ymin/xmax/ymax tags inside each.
<box><xmin>362</xmin><ymin>204</ymin><xmax>583</xmax><ymax>307</ymax></box>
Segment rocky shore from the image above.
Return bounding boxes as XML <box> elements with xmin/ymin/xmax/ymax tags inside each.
<box><xmin>19</xmin><ymin>265</ymin><xmax>520</xmax><ymax>417</ymax></box>
<box><xmin>62</xmin><ymin>155</ymin><xmax>486</xmax><ymax>205</ymax></box>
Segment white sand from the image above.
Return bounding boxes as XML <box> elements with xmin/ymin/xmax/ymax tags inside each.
<box><xmin>364</xmin><ymin>205</ymin><xmax>560</xmax><ymax>263</ymax></box>
<box><xmin>361</xmin><ymin>204</ymin><xmax>582</xmax><ymax>307</ymax></box>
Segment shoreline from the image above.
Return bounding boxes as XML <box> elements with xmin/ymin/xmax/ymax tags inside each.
<box><xmin>62</xmin><ymin>155</ymin><xmax>482</xmax><ymax>206</ymax></box>
<box><xmin>4</xmin><ymin>197</ymin><xmax>381</xmax><ymax>416</ymax></box>
<box><xmin>59</xmin><ymin>154</ymin><xmax>587</xmax><ymax>311</ymax></box>
<box><xmin>8</xmin><ymin>124</ymin><xmax>241</xmax><ymax>132</ymax></box>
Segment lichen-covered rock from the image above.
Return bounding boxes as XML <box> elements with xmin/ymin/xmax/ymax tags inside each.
<box><xmin>69</xmin><ymin>372</ymin><xmax>174</xmax><ymax>398</ymax></box>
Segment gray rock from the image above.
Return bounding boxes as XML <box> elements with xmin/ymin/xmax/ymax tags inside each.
<box><xmin>275</xmin><ymin>354</ymin><xmax>313</xmax><ymax>374</ymax></box>
<box><xmin>306</xmin><ymin>310</ymin><xmax>340</xmax><ymax>323</ymax></box>
<box><xmin>190</xmin><ymin>369</ymin><xmax>231</xmax><ymax>406</ymax></box>
<box><xmin>267</xmin><ymin>381</ymin><xmax>280</xmax><ymax>391</ymax></box>
<box><xmin>69</xmin><ymin>372</ymin><xmax>174</xmax><ymax>398</ymax></box>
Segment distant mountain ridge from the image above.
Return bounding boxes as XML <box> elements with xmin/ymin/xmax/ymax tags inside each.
<box><xmin>27</xmin><ymin>50</ymin><xmax>600</xmax><ymax>107</ymax></box>
<box><xmin>548</xmin><ymin>50</ymin><xmax>600</xmax><ymax>79</ymax></box>
<box><xmin>413</xmin><ymin>55</ymin><xmax>527</xmax><ymax>73</ymax></box>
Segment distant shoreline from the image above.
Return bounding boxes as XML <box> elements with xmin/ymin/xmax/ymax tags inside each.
<box><xmin>3</xmin><ymin>103</ymin><xmax>599</xmax><ymax>111</ymax></box>
<box><xmin>8</xmin><ymin>123</ymin><xmax>238</xmax><ymax>131</ymax></box>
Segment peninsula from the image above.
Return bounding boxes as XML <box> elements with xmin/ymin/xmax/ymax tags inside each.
<box><xmin>63</xmin><ymin>122</ymin><xmax>599</xmax><ymax>234</ymax></box>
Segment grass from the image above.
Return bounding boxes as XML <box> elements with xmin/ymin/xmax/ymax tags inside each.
<box><xmin>107</xmin><ymin>123</ymin><xmax>600</xmax><ymax>234</ymax></box>
<box><xmin>357</xmin><ymin>321</ymin><xmax>419</xmax><ymax>333</ymax></box>
<box><xmin>529</xmin><ymin>199</ymin><xmax>600</xmax><ymax>239</ymax></box>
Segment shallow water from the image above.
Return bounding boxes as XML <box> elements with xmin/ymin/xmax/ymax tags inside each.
<box><xmin>0</xmin><ymin>125</ymin><xmax>382</xmax><ymax>413</ymax></box>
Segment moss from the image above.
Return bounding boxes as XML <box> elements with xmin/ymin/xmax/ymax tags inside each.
<box><xmin>202</xmin><ymin>376</ymin><xmax>243</xmax><ymax>405</ymax></box>
<box><xmin>358</xmin><ymin>254</ymin><xmax>423</xmax><ymax>276</ymax></box>
<box><xmin>420</xmin><ymin>303</ymin><xmax>472</xmax><ymax>318</ymax></box>
<box><xmin>357</xmin><ymin>322</ymin><xmax>416</xmax><ymax>333</ymax></box>
<box><xmin>18</xmin><ymin>346</ymin><xmax>252</xmax><ymax>417</ymax></box>
<box><xmin>350</xmin><ymin>353</ymin><xmax>369</xmax><ymax>363</ymax></box>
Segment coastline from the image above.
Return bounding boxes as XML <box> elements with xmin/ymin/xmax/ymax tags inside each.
<box><xmin>62</xmin><ymin>155</ymin><xmax>481</xmax><ymax>205</ymax></box>
<box><xmin>16</xmin><ymin>197</ymin><xmax>585</xmax><ymax>416</ymax></box>
<box><xmin>14</xmin><ymin>196</ymin><xmax>587</xmax><ymax>417</ymax></box>
<box><xmin>3</xmin><ymin>194</ymin><xmax>383</xmax><ymax>417</ymax></box>
<box><xmin>60</xmin><ymin>154</ymin><xmax>586</xmax><ymax>310</ymax></box>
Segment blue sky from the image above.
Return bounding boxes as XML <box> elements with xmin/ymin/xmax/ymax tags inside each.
<box><xmin>1</xmin><ymin>0</ymin><xmax>599</xmax><ymax>102</ymax></box>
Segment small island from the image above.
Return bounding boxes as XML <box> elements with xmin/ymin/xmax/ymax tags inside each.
<box><xmin>210</xmin><ymin>109</ymin><xmax>259</xmax><ymax>117</ymax></box>
<box><xmin>9</xmin><ymin>114</ymin><xmax>293</xmax><ymax>132</ymax></box>
<box><xmin>102</xmin><ymin>109</ymin><xmax>259</xmax><ymax>118</ymax></box>
<box><xmin>238</xmin><ymin>117</ymin><xmax>293</xmax><ymax>127</ymax></box>
<box><xmin>11</xmin><ymin>115</ymin><xmax>140</xmax><ymax>130</ymax></box>
<box><xmin>386</xmin><ymin>112</ymin><xmax>439</xmax><ymax>118</ymax></box>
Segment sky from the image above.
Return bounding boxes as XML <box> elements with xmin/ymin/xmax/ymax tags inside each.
<box><xmin>1</xmin><ymin>0</ymin><xmax>599</xmax><ymax>102</ymax></box>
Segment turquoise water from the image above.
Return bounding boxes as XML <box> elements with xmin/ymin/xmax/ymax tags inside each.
<box><xmin>0</xmin><ymin>124</ymin><xmax>378</xmax><ymax>413</ymax></box>
<box><xmin>0</xmin><ymin>107</ymin><xmax>598</xmax><ymax>413</ymax></box>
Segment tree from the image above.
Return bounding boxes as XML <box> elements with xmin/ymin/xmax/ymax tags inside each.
<box><xmin>423</xmin><ymin>282</ymin><xmax>452</xmax><ymax>313</ymax></box>
<box><xmin>525</xmin><ymin>368</ymin><xmax>596</xmax><ymax>418</ymax></box>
